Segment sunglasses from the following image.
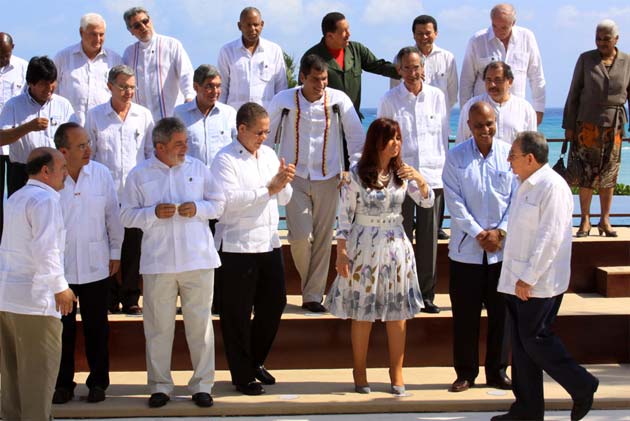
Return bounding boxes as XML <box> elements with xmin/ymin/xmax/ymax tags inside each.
<box><xmin>131</xmin><ymin>17</ymin><xmax>150</xmax><ymax>31</ymax></box>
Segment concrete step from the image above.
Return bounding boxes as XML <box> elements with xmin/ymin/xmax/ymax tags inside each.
<box><xmin>48</xmin><ymin>365</ymin><xmax>630</xmax><ymax>418</ymax></box>
<box><xmin>73</xmin><ymin>293</ymin><xmax>630</xmax><ymax>372</ymax></box>
<box><xmin>597</xmin><ymin>266</ymin><xmax>630</xmax><ymax>297</ymax></box>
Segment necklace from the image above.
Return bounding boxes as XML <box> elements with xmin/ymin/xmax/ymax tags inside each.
<box><xmin>377</xmin><ymin>169</ymin><xmax>390</xmax><ymax>187</ymax></box>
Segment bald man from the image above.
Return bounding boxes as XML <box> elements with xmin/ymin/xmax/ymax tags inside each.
<box><xmin>443</xmin><ymin>102</ymin><xmax>515</xmax><ymax>393</ymax></box>
<box><xmin>0</xmin><ymin>146</ymin><xmax>76</xmax><ymax>420</ymax></box>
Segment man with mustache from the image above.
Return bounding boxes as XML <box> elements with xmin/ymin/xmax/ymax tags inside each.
<box><xmin>218</xmin><ymin>7</ymin><xmax>287</xmax><ymax>111</ymax></box>
<box><xmin>457</xmin><ymin>61</ymin><xmax>536</xmax><ymax>144</ymax></box>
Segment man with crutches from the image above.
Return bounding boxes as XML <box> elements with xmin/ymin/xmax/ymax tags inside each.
<box><xmin>267</xmin><ymin>54</ymin><xmax>364</xmax><ymax>312</ymax></box>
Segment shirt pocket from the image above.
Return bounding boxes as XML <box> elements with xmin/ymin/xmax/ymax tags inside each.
<box><xmin>140</xmin><ymin>180</ymin><xmax>162</xmax><ymax>206</ymax></box>
<box><xmin>257</xmin><ymin>61</ymin><xmax>273</xmax><ymax>82</ymax></box>
<box><xmin>88</xmin><ymin>239</ymin><xmax>109</xmax><ymax>273</ymax></box>
<box><xmin>489</xmin><ymin>169</ymin><xmax>513</xmax><ymax>197</ymax></box>
<box><xmin>510</xmin><ymin>52</ymin><xmax>528</xmax><ymax>73</ymax></box>
<box><xmin>182</xmin><ymin>175</ymin><xmax>204</xmax><ymax>202</ymax></box>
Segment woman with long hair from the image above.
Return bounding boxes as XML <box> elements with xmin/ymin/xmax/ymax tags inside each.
<box><xmin>325</xmin><ymin>118</ymin><xmax>433</xmax><ymax>395</ymax></box>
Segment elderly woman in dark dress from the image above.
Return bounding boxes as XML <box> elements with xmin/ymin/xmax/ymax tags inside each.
<box><xmin>563</xmin><ymin>19</ymin><xmax>630</xmax><ymax>237</ymax></box>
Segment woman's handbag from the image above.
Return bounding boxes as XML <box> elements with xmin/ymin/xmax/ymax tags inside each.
<box><xmin>552</xmin><ymin>138</ymin><xmax>569</xmax><ymax>180</ymax></box>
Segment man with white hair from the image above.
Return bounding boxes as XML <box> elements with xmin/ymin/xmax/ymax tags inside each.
<box><xmin>122</xmin><ymin>6</ymin><xmax>195</xmax><ymax>121</ymax></box>
<box><xmin>460</xmin><ymin>3</ymin><xmax>546</xmax><ymax>124</ymax></box>
<box><xmin>218</xmin><ymin>7</ymin><xmax>287</xmax><ymax>110</ymax></box>
<box><xmin>54</xmin><ymin>13</ymin><xmax>123</xmax><ymax>125</ymax></box>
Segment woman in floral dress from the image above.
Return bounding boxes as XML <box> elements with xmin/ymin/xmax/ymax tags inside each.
<box><xmin>325</xmin><ymin>118</ymin><xmax>434</xmax><ymax>395</ymax></box>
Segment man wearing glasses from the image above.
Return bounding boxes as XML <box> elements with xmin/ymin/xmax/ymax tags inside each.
<box><xmin>457</xmin><ymin>61</ymin><xmax>536</xmax><ymax>145</ymax></box>
<box><xmin>122</xmin><ymin>7</ymin><xmax>195</xmax><ymax>121</ymax></box>
<box><xmin>54</xmin><ymin>13</ymin><xmax>123</xmax><ymax>125</ymax></box>
<box><xmin>85</xmin><ymin>65</ymin><xmax>153</xmax><ymax>315</ymax></box>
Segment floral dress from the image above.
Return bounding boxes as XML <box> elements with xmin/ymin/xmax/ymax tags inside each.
<box><xmin>325</xmin><ymin>167</ymin><xmax>434</xmax><ymax>321</ymax></box>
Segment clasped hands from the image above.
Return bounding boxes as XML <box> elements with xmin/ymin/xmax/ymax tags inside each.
<box><xmin>155</xmin><ymin>202</ymin><xmax>197</xmax><ymax>219</ymax></box>
<box><xmin>475</xmin><ymin>229</ymin><xmax>502</xmax><ymax>252</ymax></box>
<box><xmin>268</xmin><ymin>158</ymin><xmax>296</xmax><ymax>196</ymax></box>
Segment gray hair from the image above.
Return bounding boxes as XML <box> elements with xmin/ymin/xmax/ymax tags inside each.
<box><xmin>193</xmin><ymin>64</ymin><xmax>221</xmax><ymax>85</ymax></box>
<box><xmin>108</xmin><ymin>65</ymin><xmax>134</xmax><ymax>84</ymax></box>
<box><xmin>596</xmin><ymin>19</ymin><xmax>619</xmax><ymax>38</ymax></box>
<box><xmin>124</xmin><ymin>6</ymin><xmax>149</xmax><ymax>29</ymax></box>
<box><xmin>80</xmin><ymin>13</ymin><xmax>105</xmax><ymax>30</ymax></box>
<box><xmin>152</xmin><ymin>117</ymin><xmax>186</xmax><ymax>147</ymax></box>
<box><xmin>514</xmin><ymin>131</ymin><xmax>548</xmax><ymax>164</ymax></box>
<box><xmin>490</xmin><ymin>3</ymin><xmax>516</xmax><ymax>22</ymax></box>
<box><xmin>396</xmin><ymin>46</ymin><xmax>425</xmax><ymax>67</ymax></box>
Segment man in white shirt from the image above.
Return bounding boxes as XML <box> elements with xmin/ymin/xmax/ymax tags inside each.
<box><xmin>443</xmin><ymin>102</ymin><xmax>513</xmax><ymax>394</ymax></box>
<box><xmin>0</xmin><ymin>33</ymin><xmax>27</xmax><ymax>238</ymax></box>
<box><xmin>457</xmin><ymin>61</ymin><xmax>536</xmax><ymax>144</ymax></box>
<box><xmin>53</xmin><ymin>122</ymin><xmax>123</xmax><ymax>404</ymax></box>
<box><xmin>268</xmin><ymin>54</ymin><xmax>363</xmax><ymax>312</ymax></box>
<box><xmin>174</xmin><ymin>64</ymin><xmax>236</xmax><ymax>167</ymax></box>
<box><xmin>218</xmin><ymin>7</ymin><xmax>288</xmax><ymax>111</ymax></box>
<box><xmin>121</xmin><ymin>117</ymin><xmax>223</xmax><ymax>409</ymax></box>
<box><xmin>460</xmin><ymin>3</ymin><xmax>545</xmax><ymax>124</ymax></box>
<box><xmin>390</xmin><ymin>15</ymin><xmax>458</xmax><ymax>241</ymax></box>
<box><xmin>378</xmin><ymin>46</ymin><xmax>448</xmax><ymax>314</ymax></box>
<box><xmin>0</xmin><ymin>56</ymin><xmax>74</xmax><ymax>195</ymax></box>
<box><xmin>54</xmin><ymin>13</ymin><xmax>123</xmax><ymax>125</ymax></box>
<box><xmin>122</xmin><ymin>6</ymin><xmax>195</xmax><ymax>121</ymax></box>
<box><xmin>0</xmin><ymin>146</ymin><xmax>76</xmax><ymax>421</ymax></box>
<box><xmin>86</xmin><ymin>64</ymin><xmax>153</xmax><ymax>315</ymax></box>
<box><xmin>211</xmin><ymin>102</ymin><xmax>294</xmax><ymax>395</ymax></box>
<box><xmin>492</xmin><ymin>132</ymin><xmax>598</xmax><ymax>421</ymax></box>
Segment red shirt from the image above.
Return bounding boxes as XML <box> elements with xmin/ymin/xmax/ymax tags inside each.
<box><xmin>327</xmin><ymin>47</ymin><xmax>344</xmax><ymax>70</ymax></box>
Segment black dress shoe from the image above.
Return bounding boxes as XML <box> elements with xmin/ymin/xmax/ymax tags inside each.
<box><xmin>255</xmin><ymin>365</ymin><xmax>276</xmax><ymax>385</ymax></box>
<box><xmin>421</xmin><ymin>300</ymin><xmax>441</xmax><ymax>314</ymax></box>
<box><xmin>192</xmin><ymin>392</ymin><xmax>214</xmax><ymax>407</ymax></box>
<box><xmin>123</xmin><ymin>305</ymin><xmax>142</xmax><ymax>315</ymax></box>
<box><xmin>571</xmin><ymin>378</ymin><xmax>599</xmax><ymax>420</ymax></box>
<box><xmin>87</xmin><ymin>386</ymin><xmax>106</xmax><ymax>403</ymax></box>
<box><xmin>148</xmin><ymin>392</ymin><xmax>169</xmax><ymax>408</ymax></box>
<box><xmin>301</xmin><ymin>301</ymin><xmax>327</xmax><ymax>313</ymax></box>
<box><xmin>449</xmin><ymin>379</ymin><xmax>473</xmax><ymax>392</ymax></box>
<box><xmin>438</xmin><ymin>229</ymin><xmax>450</xmax><ymax>240</ymax></box>
<box><xmin>52</xmin><ymin>387</ymin><xmax>74</xmax><ymax>404</ymax></box>
<box><xmin>235</xmin><ymin>381</ymin><xmax>265</xmax><ymax>395</ymax></box>
<box><xmin>491</xmin><ymin>413</ymin><xmax>542</xmax><ymax>420</ymax></box>
<box><xmin>487</xmin><ymin>374</ymin><xmax>512</xmax><ymax>390</ymax></box>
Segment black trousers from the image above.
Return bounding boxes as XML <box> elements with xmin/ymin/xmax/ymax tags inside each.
<box><xmin>449</xmin><ymin>257</ymin><xmax>509</xmax><ymax>382</ymax></box>
<box><xmin>0</xmin><ymin>156</ymin><xmax>9</xmax><ymax>241</ymax></box>
<box><xmin>109</xmin><ymin>227</ymin><xmax>142</xmax><ymax>310</ymax></box>
<box><xmin>7</xmin><ymin>161</ymin><xmax>27</xmax><ymax>197</ymax></box>
<box><xmin>402</xmin><ymin>188</ymin><xmax>443</xmax><ymax>302</ymax></box>
<box><xmin>504</xmin><ymin>294</ymin><xmax>598</xmax><ymax>419</ymax></box>
<box><xmin>218</xmin><ymin>248</ymin><xmax>287</xmax><ymax>385</ymax></box>
<box><xmin>56</xmin><ymin>278</ymin><xmax>110</xmax><ymax>391</ymax></box>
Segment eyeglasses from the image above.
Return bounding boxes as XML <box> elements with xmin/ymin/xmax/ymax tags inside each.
<box><xmin>200</xmin><ymin>83</ymin><xmax>221</xmax><ymax>91</ymax></box>
<box><xmin>508</xmin><ymin>152</ymin><xmax>528</xmax><ymax>160</ymax></box>
<box><xmin>131</xmin><ymin>17</ymin><xmax>150</xmax><ymax>31</ymax></box>
<box><xmin>485</xmin><ymin>77</ymin><xmax>507</xmax><ymax>84</ymax></box>
<box><xmin>249</xmin><ymin>128</ymin><xmax>270</xmax><ymax>137</ymax></box>
<box><xmin>76</xmin><ymin>141</ymin><xmax>91</xmax><ymax>151</ymax></box>
<box><xmin>112</xmin><ymin>83</ymin><xmax>135</xmax><ymax>92</ymax></box>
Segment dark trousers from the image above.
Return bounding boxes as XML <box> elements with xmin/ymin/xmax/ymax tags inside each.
<box><xmin>0</xmin><ymin>156</ymin><xmax>8</xmax><ymax>241</ymax></box>
<box><xmin>449</xmin><ymin>257</ymin><xmax>509</xmax><ymax>382</ymax></box>
<box><xmin>57</xmin><ymin>279</ymin><xmax>110</xmax><ymax>391</ymax></box>
<box><xmin>505</xmin><ymin>294</ymin><xmax>598</xmax><ymax>419</ymax></box>
<box><xmin>402</xmin><ymin>188</ymin><xmax>443</xmax><ymax>302</ymax></box>
<box><xmin>218</xmin><ymin>248</ymin><xmax>287</xmax><ymax>385</ymax></box>
<box><xmin>7</xmin><ymin>161</ymin><xmax>27</xmax><ymax>197</ymax></box>
<box><xmin>109</xmin><ymin>228</ymin><xmax>142</xmax><ymax>310</ymax></box>
<box><xmin>437</xmin><ymin>191</ymin><xmax>446</xmax><ymax>231</ymax></box>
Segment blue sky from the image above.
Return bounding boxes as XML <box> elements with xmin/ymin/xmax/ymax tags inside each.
<box><xmin>5</xmin><ymin>0</ymin><xmax>630</xmax><ymax>108</ymax></box>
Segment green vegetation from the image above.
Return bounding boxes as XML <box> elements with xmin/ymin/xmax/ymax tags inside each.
<box><xmin>570</xmin><ymin>184</ymin><xmax>630</xmax><ymax>195</ymax></box>
<box><xmin>284</xmin><ymin>52</ymin><xmax>298</xmax><ymax>88</ymax></box>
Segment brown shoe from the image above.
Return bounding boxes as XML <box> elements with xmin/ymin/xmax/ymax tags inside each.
<box><xmin>449</xmin><ymin>379</ymin><xmax>473</xmax><ymax>392</ymax></box>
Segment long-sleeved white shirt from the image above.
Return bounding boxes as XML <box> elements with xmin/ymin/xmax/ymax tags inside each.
<box><xmin>456</xmin><ymin>93</ymin><xmax>537</xmax><ymax>144</ymax></box>
<box><xmin>60</xmin><ymin>161</ymin><xmax>124</xmax><ymax>285</ymax></box>
<box><xmin>0</xmin><ymin>55</ymin><xmax>27</xmax><ymax>155</ymax></box>
<box><xmin>390</xmin><ymin>45</ymin><xmax>458</xmax><ymax>112</ymax></box>
<box><xmin>0</xmin><ymin>179</ymin><xmax>68</xmax><ymax>318</ymax></box>
<box><xmin>120</xmin><ymin>155</ymin><xmax>223</xmax><ymax>275</ymax></box>
<box><xmin>211</xmin><ymin>140</ymin><xmax>292</xmax><ymax>253</ymax></box>
<box><xmin>0</xmin><ymin>91</ymin><xmax>75</xmax><ymax>163</ymax></box>
<box><xmin>378</xmin><ymin>82</ymin><xmax>449</xmax><ymax>189</ymax></box>
<box><xmin>217</xmin><ymin>37</ymin><xmax>288</xmax><ymax>110</ymax></box>
<box><xmin>498</xmin><ymin>164</ymin><xmax>573</xmax><ymax>298</ymax></box>
<box><xmin>86</xmin><ymin>101</ymin><xmax>154</xmax><ymax>199</ymax></box>
<box><xmin>54</xmin><ymin>43</ymin><xmax>123</xmax><ymax>125</ymax></box>
<box><xmin>123</xmin><ymin>33</ymin><xmax>195</xmax><ymax>121</ymax></box>
<box><xmin>459</xmin><ymin>25</ymin><xmax>546</xmax><ymax>113</ymax></box>
<box><xmin>267</xmin><ymin>86</ymin><xmax>364</xmax><ymax>180</ymax></box>
<box><xmin>173</xmin><ymin>100</ymin><xmax>236</xmax><ymax>166</ymax></box>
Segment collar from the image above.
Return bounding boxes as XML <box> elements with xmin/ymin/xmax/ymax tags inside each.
<box><xmin>488</xmin><ymin>25</ymin><xmax>515</xmax><ymax>45</ymax></box>
<box><xmin>397</xmin><ymin>81</ymin><xmax>424</xmax><ymax>99</ymax></box>
<box><xmin>26</xmin><ymin>178</ymin><xmax>60</xmax><ymax>198</ymax></box>
<box><xmin>139</xmin><ymin>33</ymin><xmax>157</xmax><ymax>49</ymax></box>
<box><xmin>191</xmin><ymin>98</ymin><xmax>223</xmax><ymax>116</ymax></box>
<box><xmin>148</xmin><ymin>154</ymin><xmax>191</xmax><ymax>169</ymax></box>
<box><xmin>419</xmin><ymin>44</ymin><xmax>443</xmax><ymax>58</ymax></box>
<box><xmin>522</xmin><ymin>163</ymin><xmax>550</xmax><ymax>186</ymax></box>
<box><xmin>232</xmin><ymin>139</ymin><xmax>257</xmax><ymax>159</ymax></box>
<box><xmin>71</xmin><ymin>42</ymin><xmax>107</xmax><ymax>59</ymax></box>
<box><xmin>239</xmin><ymin>37</ymin><xmax>264</xmax><ymax>52</ymax></box>
<box><xmin>298</xmin><ymin>86</ymin><xmax>327</xmax><ymax>105</ymax></box>
<box><xmin>470</xmin><ymin>136</ymin><xmax>498</xmax><ymax>158</ymax></box>
<box><xmin>25</xmin><ymin>89</ymin><xmax>49</xmax><ymax>108</ymax></box>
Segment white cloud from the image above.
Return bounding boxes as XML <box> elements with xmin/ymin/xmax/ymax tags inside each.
<box><xmin>437</xmin><ymin>5</ymin><xmax>489</xmax><ymax>33</ymax></box>
<box><xmin>361</xmin><ymin>0</ymin><xmax>423</xmax><ymax>25</ymax></box>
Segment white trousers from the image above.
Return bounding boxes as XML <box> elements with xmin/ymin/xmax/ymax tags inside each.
<box><xmin>143</xmin><ymin>269</ymin><xmax>215</xmax><ymax>395</ymax></box>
